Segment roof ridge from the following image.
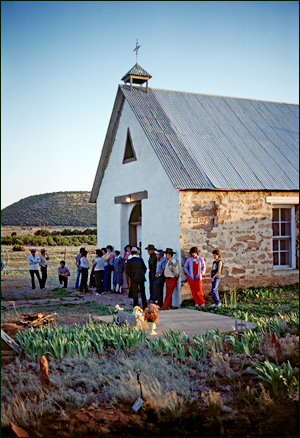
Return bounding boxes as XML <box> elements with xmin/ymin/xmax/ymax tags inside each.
<box><xmin>119</xmin><ymin>84</ymin><xmax>298</xmax><ymax>106</ymax></box>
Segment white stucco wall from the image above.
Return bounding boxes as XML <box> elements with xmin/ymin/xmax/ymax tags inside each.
<box><xmin>96</xmin><ymin>98</ymin><xmax>181</xmax><ymax>305</ymax></box>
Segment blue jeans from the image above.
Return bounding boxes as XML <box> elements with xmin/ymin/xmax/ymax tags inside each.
<box><xmin>75</xmin><ymin>268</ymin><xmax>81</xmax><ymax>288</ymax></box>
<box><xmin>211</xmin><ymin>275</ymin><xmax>221</xmax><ymax>305</ymax></box>
<box><xmin>153</xmin><ymin>275</ymin><xmax>165</xmax><ymax>307</ymax></box>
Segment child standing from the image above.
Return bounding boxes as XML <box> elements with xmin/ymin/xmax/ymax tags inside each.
<box><xmin>113</xmin><ymin>250</ymin><xmax>125</xmax><ymax>293</ymax></box>
<box><xmin>210</xmin><ymin>249</ymin><xmax>223</xmax><ymax>306</ymax></box>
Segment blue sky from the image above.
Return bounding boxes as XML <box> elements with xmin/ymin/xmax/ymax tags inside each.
<box><xmin>1</xmin><ymin>1</ymin><xmax>299</xmax><ymax>209</ymax></box>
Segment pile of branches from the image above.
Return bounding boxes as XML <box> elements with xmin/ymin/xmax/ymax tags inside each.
<box><xmin>20</xmin><ymin>312</ymin><xmax>57</xmax><ymax>327</ymax></box>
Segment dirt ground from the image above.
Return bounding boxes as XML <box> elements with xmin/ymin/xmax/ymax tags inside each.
<box><xmin>1</xmin><ymin>277</ymin><xmax>132</xmax><ymax>324</ymax></box>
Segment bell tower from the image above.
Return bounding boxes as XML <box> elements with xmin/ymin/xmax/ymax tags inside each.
<box><xmin>121</xmin><ymin>39</ymin><xmax>152</xmax><ymax>93</ymax></box>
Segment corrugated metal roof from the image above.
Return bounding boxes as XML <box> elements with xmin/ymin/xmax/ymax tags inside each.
<box><xmin>121</xmin><ymin>63</ymin><xmax>152</xmax><ymax>81</ymax></box>
<box><xmin>120</xmin><ymin>85</ymin><xmax>299</xmax><ymax>190</ymax></box>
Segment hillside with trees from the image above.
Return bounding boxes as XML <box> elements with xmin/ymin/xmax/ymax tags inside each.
<box><xmin>1</xmin><ymin>192</ymin><xmax>97</xmax><ymax>227</ymax></box>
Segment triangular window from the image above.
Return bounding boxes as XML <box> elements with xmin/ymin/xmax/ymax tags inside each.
<box><xmin>122</xmin><ymin>128</ymin><xmax>137</xmax><ymax>164</ymax></box>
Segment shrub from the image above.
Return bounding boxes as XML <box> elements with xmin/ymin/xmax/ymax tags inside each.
<box><xmin>61</xmin><ymin>229</ymin><xmax>72</xmax><ymax>236</ymax></box>
<box><xmin>34</xmin><ymin>229</ymin><xmax>51</xmax><ymax>236</ymax></box>
<box><xmin>12</xmin><ymin>244</ymin><xmax>24</xmax><ymax>252</ymax></box>
<box><xmin>11</xmin><ymin>231</ymin><xmax>17</xmax><ymax>236</ymax></box>
<box><xmin>253</xmin><ymin>360</ymin><xmax>299</xmax><ymax>397</ymax></box>
<box><xmin>72</xmin><ymin>229</ymin><xmax>82</xmax><ymax>235</ymax></box>
<box><xmin>46</xmin><ymin>236</ymin><xmax>55</xmax><ymax>246</ymax></box>
<box><xmin>1</xmin><ymin>236</ymin><xmax>13</xmax><ymax>245</ymax></box>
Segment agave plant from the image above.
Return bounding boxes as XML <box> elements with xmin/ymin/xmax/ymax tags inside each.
<box><xmin>253</xmin><ymin>360</ymin><xmax>299</xmax><ymax>397</ymax></box>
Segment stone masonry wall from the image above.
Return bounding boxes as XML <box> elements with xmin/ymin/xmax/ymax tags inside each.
<box><xmin>179</xmin><ymin>191</ymin><xmax>299</xmax><ymax>301</ymax></box>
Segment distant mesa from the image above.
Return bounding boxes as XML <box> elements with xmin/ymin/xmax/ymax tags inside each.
<box><xmin>1</xmin><ymin>192</ymin><xmax>97</xmax><ymax>227</ymax></box>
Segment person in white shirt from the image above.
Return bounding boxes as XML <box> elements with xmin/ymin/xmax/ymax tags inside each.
<box><xmin>39</xmin><ymin>249</ymin><xmax>49</xmax><ymax>289</ymax></box>
<box><xmin>93</xmin><ymin>249</ymin><xmax>105</xmax><ymax>294</ymax></box>
<box><xmin>80</xmin><ymin>250</ymin><xmax>90</xmax><ymax>293</ymax></box>
<box><xmin>28</xmin><ymin>249</ymin><xmax>43</xmax><ymax>290</ymax></box>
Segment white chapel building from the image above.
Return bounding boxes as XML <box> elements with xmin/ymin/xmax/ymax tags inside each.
<box><xmin>90</xmin><ymin>63</ymin><xmax>299</xmax><ymax>305</ymax></box>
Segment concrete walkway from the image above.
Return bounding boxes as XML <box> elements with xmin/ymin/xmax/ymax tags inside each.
<box><xmin>96</xmin><ymin>308</ymin><xmax>256</xmax><ymax>338</ymax></box>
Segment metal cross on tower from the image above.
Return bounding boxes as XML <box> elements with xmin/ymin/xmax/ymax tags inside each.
<box><xmin>133</xmin><ymin>39</ymin><xmax>141</xmax><ymax>64</ymax></box>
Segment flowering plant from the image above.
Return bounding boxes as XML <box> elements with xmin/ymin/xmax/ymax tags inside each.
<box><xmin>114</xmin><ymin>304</ymin><xmax>124</xmax><ymax>314</ymax></box>
<box><xmin>133</xmin><ymin>306</ymin><xmax>144</xmax><ymax>321</ymax></box>
<box><xmin>144</xmin><ymin>303</ymin><xmax>159</xmax><ymax>323</ymax></box>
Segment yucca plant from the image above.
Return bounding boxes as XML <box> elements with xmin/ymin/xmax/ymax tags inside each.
<box><xmin>253</xmin><ymin>360</ymin><xmax>299</xmax><ymax>396</ymax></box>
<box><xmin>15</xmin><ymin>323</ymin><xmax>147</xmax><ymax>359</ymax></box>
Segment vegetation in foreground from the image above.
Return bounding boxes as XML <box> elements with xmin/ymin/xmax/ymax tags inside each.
<box><xmin>1</xmin><ymin>283</ymin><xmax>299</xmax><ymax>437</ymax></box>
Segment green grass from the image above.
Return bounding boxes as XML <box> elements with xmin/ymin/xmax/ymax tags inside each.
<box><xmin>182</xmin><ymin>283</ymin><xmax>299</xmax><ymax>318</ymax></box>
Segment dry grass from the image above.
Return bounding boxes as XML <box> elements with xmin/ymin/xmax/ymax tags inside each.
<box><xmin>263</xmin><ymin>333</ymin><xmax>299</xmax><ymax>366</ymax></box>
<box><xmin>1</xmin><ymin>245</ymin><xmax>97</xmax><ymax>289</ymax></box>
<box><xmin>1</xmin><ymin>350</ymin><xmax>199</xmax><ymax>430</ymax></box>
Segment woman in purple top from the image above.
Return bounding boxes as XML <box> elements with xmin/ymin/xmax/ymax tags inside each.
<box><xmin>184</xmin><ymin>247</ymin><xmax>206</xmax><ymax>307</ymax></box>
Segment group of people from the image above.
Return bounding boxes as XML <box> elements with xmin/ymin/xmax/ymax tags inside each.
<box><xmin>27</xmin><ymin>248</ymin><xmax>50</xmax><ymax>289</ymax></box>
<box><xmin>26</xmin><ymin>244</ymin><xmax>223</xmax><ymax>310</ymax></box>
<box><xmin>75</xmin><ymin>245</ymin><xmax>126</xmax><ymax>294</ymax></box>
<box><xmin>183</xmin><ymin>247</ymin><xmax>223</xmax><ymax>307</ymax></box>
<box><xmin>27</xmin><ymin>248</ymin><xmax>71</xmax><ymax>290</ymax></box>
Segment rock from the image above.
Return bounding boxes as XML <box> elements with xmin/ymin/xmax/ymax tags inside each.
<box><xmin>76</xmin><ymin>412</ymin><xmax>90</xmax><ymax>422</ymax></box>
<box><xmin>117</xmin><ymin>311</ymin><xmax>148</xmax><ymax>330</ymax></box>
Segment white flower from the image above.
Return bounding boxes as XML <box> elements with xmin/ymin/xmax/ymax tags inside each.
<box><xmin>133</xmin><ymin>306</ymin><xmax>144</xmax><ymax>321</ymax></box>
<box><xmin>114</xmin><ymin>304</ymin><xmax>124</xmax><ymax>313</ymax></box>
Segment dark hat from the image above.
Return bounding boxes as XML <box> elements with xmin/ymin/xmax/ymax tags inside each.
<box><xmin>30</xmin><ymin>248</ymin><xmax>36</xmax><ymax>252</ymax></box>
<box><xmin>145</xmin><ymin>244</ymin><xmax>157</xmax><ymax>251</ymax></box>
<box><xmin>164</xmin><ymin>248</ymin><xmax>176</xmax><ymax>255</ymax></box>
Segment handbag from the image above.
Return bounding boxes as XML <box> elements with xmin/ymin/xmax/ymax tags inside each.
<box><xmin>108</xmin><ymin>264</ymin><xmax>114</xmax><ymax>272</ymax></box>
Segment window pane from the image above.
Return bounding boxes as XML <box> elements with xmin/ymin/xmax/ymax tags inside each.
<box><xmin>280</xmin><ymin>239</ymin><xmax>289</xmax><ymax>251</ymax></box>
<box><xmin>281</xmin><ymin>209</ymin><xmax>291</xmax><ymax>222</ymax></box>
<box><xmin>273</xmin><ymin>252</ymin><xmax>279</xmax><ymax>265</ymax></box>
<box><xmin>273</xmin><ymin>240</ymin><xmax>279</xmax><ymax>251</ymax></box>
<box><xmin>281</xmin><ymin>222</ymin><xmax>290</xmax><ymax>237</ymax></box>
<box><xmin>272</xmin><ymin>209</ymin><xmax>279</xmax><ymax>222</ymax></box>
<box><xmin>280</xmin><ymin>252</ymin><xmax>289</xmax><ymax>266</ymax></box>
<box><xmin>272</xmin><ymin>223</ymin><xmax>279</xmax><ymax>236</ymax></box>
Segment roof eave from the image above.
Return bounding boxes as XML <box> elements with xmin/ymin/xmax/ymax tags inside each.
<box><xmin>89</xmin><ymin>87</ymin><xmax>125</xmax><ymax>203</ymax></box>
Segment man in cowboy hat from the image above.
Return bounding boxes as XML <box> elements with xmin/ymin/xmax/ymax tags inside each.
<box><xmin>125</xmin><ymin>247</ymin><xmax>147</xmax><ymax>310</ymax></box>
<box><xmin>161</xmin><ymin>248</ymin><xmax>180</xmax><ymax>309</ymax></box>
<box><xmin>28</xmin><ymin>249</ymin><xmax>43</xmax><ymax>290</ymax></box>
<box><xmin>145</xmin><ymin>244</ymin><xmax>157</xmax><ymax>301</ymax></box>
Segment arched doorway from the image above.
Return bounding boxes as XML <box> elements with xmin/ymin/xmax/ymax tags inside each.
<box><xmin>129</xmin><ymin>202</ymin><xmax>142</xmax><ymax>249</ymax></box>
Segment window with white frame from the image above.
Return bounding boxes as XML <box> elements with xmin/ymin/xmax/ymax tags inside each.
<box><xmin>272</xmin><ymin>205</ymin><xmax>296</xmax><ymax>269</ymax></box>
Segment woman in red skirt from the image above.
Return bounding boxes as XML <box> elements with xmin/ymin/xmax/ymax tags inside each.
<box><xmin>184</xmin><ymin>247</ymin><xmax>206</xmax><ymax>307</ymax></box>
<box><xmin>161</xmin><ymin>248</ymin><xmax>180</xmax><ymax>309</ymax></box>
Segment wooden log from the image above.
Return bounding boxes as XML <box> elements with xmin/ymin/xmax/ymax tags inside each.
<box><xmin>1</xmin><ymin>330</ymin><xmax>21</xmax><ymax>354</ymax></box>
<box><xmin>10</xmin><ymin>422</ymin><xmax>30</xmax><ymax>437</ymax></box>
<box><xmin>44</xmin><ymin>313</ymin><xmax>57</xmax><ymax>319</ymax></box>
<box><xmin>39</xmin><ymin>355</ymin><xmax>51</xmax><ymax>390</ymax></box>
